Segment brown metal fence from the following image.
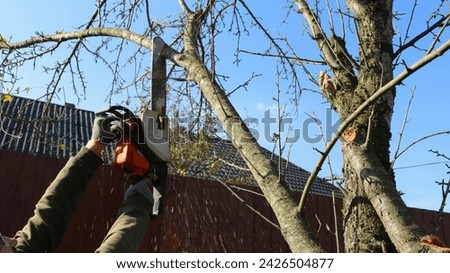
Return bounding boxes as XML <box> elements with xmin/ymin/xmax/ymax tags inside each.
<box><xmin>1</xmin><ymin>150</ymin><xmax>448</xmax><ymax>252</ymax></box>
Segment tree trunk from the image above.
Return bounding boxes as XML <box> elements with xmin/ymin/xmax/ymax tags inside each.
<box><xmin>335</xmin><ymin>0</ymin><xmax>397</xmax><ymax>252</ymax></box>
<box><xmin>296</xmin><ymin>0</ymin><xmax>398</xmax><ymax>252</ymax></box>
<box><xmin>336</xmin><ymin>0</ymin><xmax>438</xmax><ymax>252</ymax></box>
<box><xmin>295</xmin><ymin>0</ymin><xmax>449</xmax><ymax>252</ymax></box>
<box><xmin>169</xmin><ymin>10</ymin><xmax>324</xmax><ymax>253</ymax></box>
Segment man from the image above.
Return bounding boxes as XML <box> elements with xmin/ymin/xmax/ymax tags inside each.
<box><xmin>0</xmin><ymin>116</ymin><xmax>154</xmax><ymax>253</ymax></box>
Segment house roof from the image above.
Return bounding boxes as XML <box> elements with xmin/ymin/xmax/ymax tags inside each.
<box><xmin>0</xmin><ymin>94</ymin><xmax>98</xmax><ymax>159</ymax></box>
<box><xmin>186</xmin><ymin>138</ymin><xmax>341</xmax><ymax>197</ymax></box>
<box><xmin>0</xmin><ymin>93</ymin><xmax>342</xmax><ymax>197</ymax></box>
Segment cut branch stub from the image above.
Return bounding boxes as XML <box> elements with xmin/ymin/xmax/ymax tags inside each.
<box><xmin>420</xmin><ymin>235</ymin><xmax>450</xmax><ymax>253</ymax></box>
<box><xmin>319</xmin><ymin>70</ymin><xmax>338</xmax><ymax>98</ymax></box>
<box><xmin>343</xmin><ymin>127</ymin><xmax>358</xmax><ymax>143</ymax></box>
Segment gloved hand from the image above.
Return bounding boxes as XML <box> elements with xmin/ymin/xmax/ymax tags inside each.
<box><xmin>0</xmin><ymin>233</ymin><xmax>16</xmax><ymax>253</ymax></box>
<box><xmin>124</xmin><ymin>177</ymin><xmax>154</xmax><ymax>205</ymax></box>
<box><xmin>91</xmin><ymin>116</ymin><xmax>120</xmax><ymax>144</ymax></box>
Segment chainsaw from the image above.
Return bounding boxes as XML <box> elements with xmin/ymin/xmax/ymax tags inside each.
<box><xmin>96</xmin><ymin>37</ymin><xmax>170</xmax><ymax>217</ymax></box>
<box><xmin>95</xmin><ymin>105</ymin><xmax>169</xmax><ymax>217</ymax></box>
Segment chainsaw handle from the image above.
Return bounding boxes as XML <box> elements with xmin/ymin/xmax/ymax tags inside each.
<box><xmin>95</xmin><ymin>105</ymin><xmax>136</xmax><ymax>120</ymax></box>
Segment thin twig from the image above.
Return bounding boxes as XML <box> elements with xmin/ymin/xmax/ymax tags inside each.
<box><xmin>226</xmin><ymin>72</ymin><xmax>262</xmax><ymax>96</ymax></box>
<box><xmin>392</xmin><ymin>130</ymin><xmax>450</xmax><ymax>168</ymax></box>
<box><xmin>308</xmin><ymin>111</ymin><xmax>342</xmax><ymax>251</ymax></box>
<box><xmin>391</xmin><ymin>86</ymin><xmax>416</xmax><ymax>167</ymax></box>
<box><xmin>239</xmin><ymin>49</ymin><xmax>326</xmax><ymax>65</ymax></box>
<box><xmin>212</xmin><ymin>175</ymin><xmax>280</xmax><ymax>229</ymax></box>
<box><xmin>426</xmin><ymin>13</ymin><xmax>450</xmax><ymax>55</ymax></box>
<box><xmin>435</xmin><ymin>179</ymin><xmax>450</xmax><ymax>233</ymax></box>
<box><xmin>213</xmin><ymin>153</ymin><xmax>250</xmax><ymax>171</ymax></box>
<box><xmin>276</xmin><ymin>64</ymin><xmax>283</xmax><ymax>183</ymax></box>
<box><xmin>325</xmin><ymin>0</ymin><xmax>335</xmax><ymax>34</ymax></box>
<box><xmin>403</xmin><ymin>0</ymin><xmax>419</xmax><ymax>50</ymax></box>
<box><xmin>229</xmin><ymin>185</ymin><xmax>265</xmax><ymax>197</ymax></box>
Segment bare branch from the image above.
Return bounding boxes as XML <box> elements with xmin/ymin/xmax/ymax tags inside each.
<box><xmin>426</xmin><ymin>13</ymin><xmax>450</xmax><ymax>55</ymax></box>
<box><xmin>294</xmin><ymin>0</ymin><xmax>340</xmax><ymax>68</ymax></box>
<box><xmin>178</xmin><ymin>0</ymin><xmax>193</xmax><ymax>14</ymax></box>
<box><xmin>391</xmin><ymin>86</ymin><xmax>416</xmax><ymax>167</ymax></box>
<box><xmin>394</xmin><ymin>12</ymin><xmax>450</xmax><ymax>59</ymax></box>
<box><xmin>144</xmin><ymin>0</ymin><xmax>153</xmax><ymax>33</ymax></box>
<box><xmin>392</xmin><ymin>130</ymin><xmax>450</xmax><ymax>167</ymax></box>
<box><xmin>2</xmin><ymin>28</ymin><xmax>154</xmax><ymax>51</ymax></box>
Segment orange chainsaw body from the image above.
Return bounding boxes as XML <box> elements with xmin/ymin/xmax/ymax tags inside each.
<box><xmin>113</xmin><ymin>135</ymin><xmax>150</xmax><ymax>176</ymax></box>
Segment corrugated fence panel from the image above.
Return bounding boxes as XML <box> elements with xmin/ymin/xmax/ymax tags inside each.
<box><xmin>0</xmin><ymin>150</ymin><xmax>66</xmax><ymax>237</ymax></box>
<box><xmin>57</xmin><ymin>165</ymin><xmax>125</xmax><ymax>252</ymax></box>
<box><xmin>1</xmin><ymin>149</ymin><xmax>449</xmax><ymax>252</ymax></box>
<box><xmin>409</xmin><ymin>207</ymin><xmax>450</xmax><ymax>246</ymax></box>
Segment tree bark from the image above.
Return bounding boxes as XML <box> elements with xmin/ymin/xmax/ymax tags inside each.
<box><xmin>342</xmin><ymin>144</ymin><xmax>438</xmax><ymax>252</ymax></box>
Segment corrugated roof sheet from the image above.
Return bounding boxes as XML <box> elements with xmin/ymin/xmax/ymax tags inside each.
<box><xmin>0</xmin><ymin>94</ymin><xmax>342</xmax><ymax>197</ymax></box>
<box><xmin>187</xmin><ymin>138</ymin><xmax>342</xmax><ymax>197</ymax></box>
<box><xmin>0</xmin><ymin>94</ymin><xmax>96</xmax><ymax>158</ymax></box>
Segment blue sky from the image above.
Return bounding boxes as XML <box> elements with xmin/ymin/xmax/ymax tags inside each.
<box><xmin>1</xmin><ymin>1</ymin><xmax>450</xmax><ymax>212</ymax></box>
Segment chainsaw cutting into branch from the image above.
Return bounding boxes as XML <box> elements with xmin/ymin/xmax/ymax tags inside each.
<box><xmin>95</xmin><ymin>37</ymin><xmax>170</xmax><ymax>217</ymax></box>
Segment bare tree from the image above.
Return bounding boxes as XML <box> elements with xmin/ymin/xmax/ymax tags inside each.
<box><xmin>1</xmin><ymin>0</ymin><xmax>450</xmax><ymax>252</ymax></box>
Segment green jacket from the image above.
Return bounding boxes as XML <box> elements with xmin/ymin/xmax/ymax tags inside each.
<box><xmin>14</xmin><ymin>147</ymin><xmax>152</xmax><ymax>253</ymax></box>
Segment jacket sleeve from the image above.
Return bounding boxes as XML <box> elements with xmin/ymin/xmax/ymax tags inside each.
<box><xmin>95</xmin><ymin>192</ymin><xmax>152</xmax><ymax>253</ymax></box>
<box><xmin>14</xmin><ymin>147</ymin><xmax>103</xmax><ymax>253</ymax></box>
